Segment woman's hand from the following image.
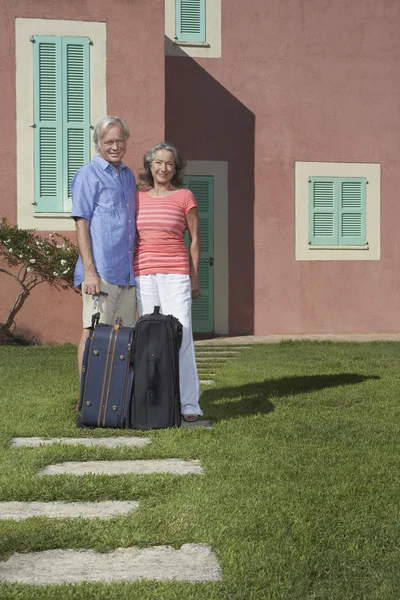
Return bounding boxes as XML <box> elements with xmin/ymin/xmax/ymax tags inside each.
<box><xmin>191</xmin><ymin>276</ymin><xmax>201</xmax><ymax>300</ymax></box>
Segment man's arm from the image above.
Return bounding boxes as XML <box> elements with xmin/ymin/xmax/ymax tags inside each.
<box><xmin>75</xmin><ymin>217</ymin><xmax>100</xmax><ymax>295</ymax></box>
<box><xmin>186</xmin><ymin>208</ymin><xmax>201</xmax><ymax>300</ymax></box>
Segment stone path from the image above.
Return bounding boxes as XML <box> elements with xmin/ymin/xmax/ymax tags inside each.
<box><xmin>196</xmin><ymin>356</ymin><xmax>230</xmax><ymax>362</ymax></box>
<box><xmin>195</xmin><ymin>344</ymin><xmax>252</xmax><ymax>385</ymax></box>
<box><xmin>2</xmin><ymin>430</ymin><xmax>218</xmax><ymax>584</ymax></box>
<box><xmin>11</xmin><ymin>436</ymin><xmax>151</xmax><ymax>448</ymax></box>
<box><xmin>0</xmin><ymin>344</ymin><xmax>246</xmax><ymax>586</ymax></box>
<box><xmin>197</xmin><ymin>350</ymin><xmax>241</xmax><ymax>355</ymax></box>
<box><xmin>0</xmin><ymin>544</ymin><xmax>221</xmax><ymax>584</ymax></box>
<box><xmin>0</xmin><ymin>500</ymin><xmax>139</xmax><ymax>521</ymax></box>
<box><xmin>38</xmin><ymin>458</ymin><xmax>203</xmax><ymax>476</ymax></box>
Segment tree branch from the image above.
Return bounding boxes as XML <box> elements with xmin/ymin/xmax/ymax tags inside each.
<box><xmin>0</xmin><ymin>267</ymin><xmax>27</xmax><ymax>290</ymax></box>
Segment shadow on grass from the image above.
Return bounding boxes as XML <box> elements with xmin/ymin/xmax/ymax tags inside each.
<box><xmin>202</xmin><ymin>373</ymin><xmax>380</xmax><ymax>420</ymax></box>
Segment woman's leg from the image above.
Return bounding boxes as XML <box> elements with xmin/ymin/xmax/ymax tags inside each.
<box><xmin>135</xmin><ymin>275</ymin><xmax>160</xmax><ymax>317</ymax></box>
<box><xmin>155</xmin><ymin>273</ymin><xmax>202</xmax><ymax>417</ymax></box>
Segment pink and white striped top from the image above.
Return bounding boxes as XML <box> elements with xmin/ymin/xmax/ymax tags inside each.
<box><xmin>134</xmin><ymin>188</ymin><xmax>197</xmax><ymax>276</ymax></box>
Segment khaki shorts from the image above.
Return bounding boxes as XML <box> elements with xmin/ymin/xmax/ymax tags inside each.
<box><xmin>82</xmin><ymin>278</ymin><xmax>137</xmax><ymax>329</ymax></box>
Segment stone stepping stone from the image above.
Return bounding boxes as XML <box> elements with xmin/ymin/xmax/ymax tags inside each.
<box><xmin>199</xmin><ymin>380</ymin><xmax>215</xmax><ymax>385</ymax></box>
<box><xmin>0</xmin><ymin>544</ymin><xmax>221</xmax><ymax>584</ymax></box>
<box><xmin>11</xmin><ymin>437</ymin><xmax>151</xmax><ymax>448</ymax></box>
<box><xmin>196</xmin><ymin>357</ymin><xmax>230</xmax><ymax>362</ymax></box>
<box><xmin>195</xmin><ymin>344</ymin><xmax>252</xmax><ymax>349</ymax></box>
<box><xmin>196</xmin><ymin>351</ymin><xmax>241</xmax><ymax>355</ymax></box>
<box><xmin>38</xmin><ymin>459</ymin><xmax>203</xmax><ymax>476</ymax></box>
<box><xmin>0</xmin><ymin>501</ymin><xmax>139</xmax><ymax>521</ymax></box>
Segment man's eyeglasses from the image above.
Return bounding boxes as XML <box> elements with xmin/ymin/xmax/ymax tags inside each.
<box><xmin>102</xmin><ymin>139</ymin><xmax>126</xmax><ymax>148</ymax></box>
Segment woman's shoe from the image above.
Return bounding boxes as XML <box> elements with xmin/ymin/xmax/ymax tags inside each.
<box><xmin>182</xmin><ymin>414</ymin><xmax>198</xmax><ymax>422</ymax></box>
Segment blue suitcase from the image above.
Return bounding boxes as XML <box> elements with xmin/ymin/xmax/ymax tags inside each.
<box><xmin>77</xmin><ymin>316</ymin><xmax>134</xmax><ymax>428</ymax></box>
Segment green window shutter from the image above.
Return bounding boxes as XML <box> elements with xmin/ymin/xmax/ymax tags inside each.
<box><xmin>176</xmin><ymin>0</ymin><xmax>206</xmax><ymax>43</ymax></box>
<box><xmin>309</xmin><ymin>178</ymin><xmax>337</xmax><ymax>245</ymax></box>
<box><xmin>62</xmin><ymin>37</ymin><xmax>90</xmax><ymax>213</ymax></box>
<box><xmin>184</xmin><ymin>175</ymin><xmax>214</xmax><ymax>333</ymax></box>
<box><xmin>33</xmin><ymin>36</ymin><xmax>63</xmax><ymax>212</ymax></box>
<box><xmin>339</xmin><ymin>178</ymin><xmax>366</xmax><ymax>245</ymax></box>
<box><xmin>33</xmin><ymin>35</ymin><xmax>90</xmax><ymax>213</ymax></box>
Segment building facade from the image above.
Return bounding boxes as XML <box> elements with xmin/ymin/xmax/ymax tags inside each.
<box><xmin>1</xmin><ymin>0</ymin><xmax>400</xmax><ymax>343</ymax></box>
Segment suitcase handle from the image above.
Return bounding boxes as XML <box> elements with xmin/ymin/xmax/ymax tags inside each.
<box><xmin>91</xmin><ymin>312</ymin><xmax>100</xmax><ymax>329</ymax></box>
<box><xmin>153</xmin><ymin>305</ymin><xmax>160</xmax><ymax>315</ymax></box>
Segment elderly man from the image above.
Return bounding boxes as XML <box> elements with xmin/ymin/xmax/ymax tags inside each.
<box><xmin>71</xmin><ymin>115</ymin><xmax>136</xmax><ymax>375</ymax></box>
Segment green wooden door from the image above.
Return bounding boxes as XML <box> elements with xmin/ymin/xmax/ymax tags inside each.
<box><xmin>184</xmin><ymin>175</ymin><xmax>214</xmax><ymax>333</ymax></box>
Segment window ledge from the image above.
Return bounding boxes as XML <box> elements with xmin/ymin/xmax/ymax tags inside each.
<box><xmin>34</xmin><ymin>213</ymin><xmax>72</xmax><ymax>219</ymax></box>
<box><xmin>174</xmin><ymin>40</ymin><xmax>210</xmax><ymax>48</ymax></box>
<box><xmin>308</xmin><ymin>245</ymin><xmax>369</xmax><ymax>250</ymax></box>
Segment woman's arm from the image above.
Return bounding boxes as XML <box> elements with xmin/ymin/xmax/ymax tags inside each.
<box><xmin>186</xmin><ymin>207</ymin><xmax>201</xmax><ymax>300</ymax></box>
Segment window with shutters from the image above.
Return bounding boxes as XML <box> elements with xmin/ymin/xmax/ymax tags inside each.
<box><xmin>176</xmin><ymin>0</ymin><xmax>206</xmax><ymax>43</ymax></box>
<box><xmin>33</xmin><ymin>35</ymin><xmax>90</xmax><ymax>214</ymax></box>
<box><xmin>165</xmin><ymin>0</ymin><xmax>221</xmax><ymax>58</ymax></box>
<box><xmin>15</xmin><ymin>18</ymin><xmax>106</xmax><ymax>231</ymax></box>
<box><xmin>295</xmin><ymin>162</ymin><xmax>381</xmax><ymax>261</ymax></box>
<box><xmin>309</xmin><ymin>177</ymin><xmax>366</xmax><ymax>247</ymax></box>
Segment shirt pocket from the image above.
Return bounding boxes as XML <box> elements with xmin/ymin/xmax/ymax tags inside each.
<box><xmin>97</xmin><ymin>186</ymin><xmax>120</xmax><ymax>214</ymax></box>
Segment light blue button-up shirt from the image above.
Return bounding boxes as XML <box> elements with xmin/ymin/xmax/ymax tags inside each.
<box><xmin>71</xmin><ymin>155</ymin><xmax>136</xmax><ymax>287</ymax></box>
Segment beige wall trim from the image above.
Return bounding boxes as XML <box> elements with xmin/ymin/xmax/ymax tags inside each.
<box><xmin>15</xmin><ymin>18</ymin><xmax>107</xmax><ymax>231</ymax></box>
<box><xmin>186</xmin><ymin>160</ymin><xmax>228</xmax><ymax>334</ymax></box>
<box><xmin>295</xmin><ymin>161</ymin><xmax>381</xmax><ymax>261</ymax></box>
<box><xmin>164</xmin><ymin>0</ymin><xmax>221</xmax><ymax>58</ymax></box>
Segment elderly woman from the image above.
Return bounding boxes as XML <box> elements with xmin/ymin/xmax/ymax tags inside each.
<box><xmin>134</xmin><ymin>142</ymin><xmax>202</xmax><ymax>422</ymax></box>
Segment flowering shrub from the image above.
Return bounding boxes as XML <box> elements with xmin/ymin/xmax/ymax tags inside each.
<box><xmin>0</xmin><ymin>218</ymin><xmax>79</xmax><ymax>336</ymax></box>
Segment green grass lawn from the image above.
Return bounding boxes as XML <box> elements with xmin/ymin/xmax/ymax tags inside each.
<box><xmin>1</xmin><ymin>341</ymin><xmax>400</xmax><ymax>599</ymax></box>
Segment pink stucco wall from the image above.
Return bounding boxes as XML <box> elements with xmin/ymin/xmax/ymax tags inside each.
<box><xmin>166</xmin><ymin>0</ymin><xmax>400</xmax><ymax>334</ymax></box>
<box><xmin>0</xmin><ymin>0</ymin><xmax>165</xmax><ymax>344</ymax></box>
<box><xmin>2</xmin><ymin>0</ymin><xmax>400</xmax><ymax>341</ymax></box>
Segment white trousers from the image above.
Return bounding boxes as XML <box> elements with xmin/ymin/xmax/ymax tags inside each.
<box><xmin>135</xmin><ymin>274</ymin><xmax>202</xmax><ymax>417</ymax></box>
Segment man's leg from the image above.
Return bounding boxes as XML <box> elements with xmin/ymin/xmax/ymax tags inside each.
<box><xmin>113</xmin><ymin>284</ymin><xmax>137</xmax><ymax>327</ymax></box>
<box><xmin>77</xmin><ymin>328</ymin><xmax>91</xmax><ymax>379</ymax></box>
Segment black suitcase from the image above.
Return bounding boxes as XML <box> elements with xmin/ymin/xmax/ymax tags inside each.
<box><xmin>78</xmin><ymin>315</ymin><xmax>134</xmax><ymax>428</ymax></box>
<box><xmin>131</xmin><ymin>306</ymin><xmax>182</xmax><ymax>429</ymax></box>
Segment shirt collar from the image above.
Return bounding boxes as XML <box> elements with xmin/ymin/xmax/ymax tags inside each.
<box><xmin>93</xmin><ymin>154</ymin><xmax>127</xmax><ymax>171</ymax></box>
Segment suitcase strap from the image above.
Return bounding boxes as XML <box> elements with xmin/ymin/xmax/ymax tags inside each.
<box><xmin>147</xmin><ymin>323</ymin><xmax>160</xmax><ymax>405</ymax></box>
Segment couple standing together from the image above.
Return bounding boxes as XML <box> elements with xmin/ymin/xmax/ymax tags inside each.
<box><xmin>71</xmin><ymin>115</ymin><xmax>202</xmax><ymax>422</ymax></box>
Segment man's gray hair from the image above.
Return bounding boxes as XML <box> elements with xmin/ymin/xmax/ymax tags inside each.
<box><xmin>93</xmin><ymin>116</ymin><xmax>130</xmax><ymax>152</ymax></box>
